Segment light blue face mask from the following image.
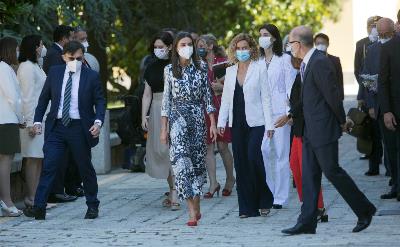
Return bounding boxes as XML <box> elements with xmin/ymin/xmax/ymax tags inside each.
<box><xmin>236</xmin><ymin>50</ymin><xmax>250</xmax><ymax>62</ymax></box>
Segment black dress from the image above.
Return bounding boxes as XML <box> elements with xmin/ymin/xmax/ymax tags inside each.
<box><xmin>231</xmin><ymin>80</ymin><xmax>273</xmax><ymax>217</ymax></box>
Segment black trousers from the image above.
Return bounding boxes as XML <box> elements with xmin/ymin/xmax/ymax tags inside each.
<box><xmin>298</xmin><ymin>138</ymin><xmax>374</xmax><ymax>229</ymax></box>
<box><xmin>51</xmin><ymin>149</ymin><xmax>83</xmax><ymax>195</ymax></box>
<box><xmin>35</xmin><ymin>120</ymin><xmax>99</xmax><ymax>209</ymax></box>
<box><xmin>379</xmin><ymin>117</ymin><xmax>400</xmax><ymax>193</ymax></box>
<box><xmin>231</xmin><ymin>125</ymin><xmax>273</xmax><ymax>217</ymax></box>
<box><xmin>368</xmin><ymin>118</ymin><xmax>383</xmax><ymax>173</ymax></box>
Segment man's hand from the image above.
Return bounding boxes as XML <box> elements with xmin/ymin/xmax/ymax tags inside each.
<box><xmin>341</xmin><ymin>119</ymin><xmax>354</xmax><ymax>133</ymax></box>
<box><xmin>384</xmin><ymin>112</ymin><xmax>397</xmax><ymax>131</ymax></box>
<box><xmin>274</xmin><ymin>115</ymin><xmax>290</xmax><ymax>128</ymax></box>
<box><xmin>89</xmin><ymin>123</ymin><xmax>101</xmax><ymax>138</ymax></box>
<box><xmin>34</xmin><ymin>124</ymin><xmax>42</xmax><ymax>135</ymax></box>
<box><xmin>27</xmin><ymin>126</ymin><xmax>36</xmax><ymax>137</ymax></box>
<box><xmin>368</xmin><ymin>108</ymin><xmax>375</xmax><ymax>119</ymax></box>
<box><xmin>160</xmin><ymin>128</ymin><xmax>168</xmax><ymax>144</ymax></box>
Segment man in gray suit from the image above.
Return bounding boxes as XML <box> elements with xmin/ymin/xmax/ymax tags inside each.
<box><xmin>282</xmin><ymin>26</ymin><xmax>376</xmax><ymax>235</ymax></box>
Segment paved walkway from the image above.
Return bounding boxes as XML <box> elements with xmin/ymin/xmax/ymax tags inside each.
<box><xmin>1</xmin><ymin>98</ymin><xmax>400</xmax><ymax>247</ymax></box>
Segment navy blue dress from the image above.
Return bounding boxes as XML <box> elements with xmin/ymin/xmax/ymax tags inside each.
<box><xmin>231</xmin><ymin>79</ymin><xmax>273</xmax><ymax>217</ymax></box>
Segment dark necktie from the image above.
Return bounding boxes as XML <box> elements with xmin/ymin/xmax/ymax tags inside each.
<box><xmin>62</xmin><ymin>71</ymin><xmax>74</xmax><ymax>126</ymax></box>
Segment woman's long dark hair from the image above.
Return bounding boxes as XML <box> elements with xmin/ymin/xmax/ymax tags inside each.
<box><xmin>171</xmin><ymin>31</ymin><xmax>201</xmax><ymax>79</ymax></box>
<box><xmin>148</xmin><ymin>31</ymin><xmax>174</xmax><ymax>58</ymax></box>
<box><xmin>259</xmin><ymin>23</ymin><xmax>283</xmax><ymax>57</ymax></box>
<box><xmin>0</xmin><ymin>37</ymin><xmax>18</xmax><ymax>65</ymax></box>
<box><xmin>19</xmin><ymin>35</ymin><xmax>42</xmax><ymax>64</ymax></box>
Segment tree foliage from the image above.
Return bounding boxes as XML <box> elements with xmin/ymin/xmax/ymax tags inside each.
<box><xmin>0</xmin><ymin>0</ymin><xmax>341</xmax><ymax>105</ymax></box>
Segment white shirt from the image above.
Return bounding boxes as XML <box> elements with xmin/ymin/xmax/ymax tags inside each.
<box><xmin>57</xmin><ymin>66</ymin><xmax>81</xmax><ymax>119</ymax></box>
<box><xmin>302</xmin><ymin>47</ymin><xmax>316</xmax><ymax>70</ymax></box>
<box><xmin>55</xmin><ymin>42</ymin><xmax>63</xmax><ymax>51</ymax></box>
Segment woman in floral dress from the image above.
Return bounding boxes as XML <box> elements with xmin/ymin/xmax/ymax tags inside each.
<box><xmin>160</xmin><ymin>32</ymin><xmax>217</xmax><ymax>227</ymax></box>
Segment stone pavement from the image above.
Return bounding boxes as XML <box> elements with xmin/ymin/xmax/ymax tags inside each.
<box><xmin>1</xmin><ymin>97</ymin><xmax>400</xmax><ymax>247</ymax></box>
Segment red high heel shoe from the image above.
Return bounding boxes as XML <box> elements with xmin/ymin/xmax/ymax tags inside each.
<box><xmin>204</xmin><ymin>184</ymin><xmax>221</xmax><ymax>199</ymax></box>
<box><xmin>222</xmin><ymin>189</ymin><xmax>232</xmax><ymax>196</ymax></box>
<box><xmin>187</xmin><ymin>220</ymin><xmax>198</xmax><ymax>226</ymax></box>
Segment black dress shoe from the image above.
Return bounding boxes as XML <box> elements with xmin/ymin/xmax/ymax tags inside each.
<box><xmin>352</xmin><ymin>206</ymin><xmax>376</xmax><ymax>233</ymax></box>
<box><xmin>282</xmin><ymin>223</ymin><xmax>316</xmax><ymax>235</ymax></box>
<box><xmin>381</xmin><ymin>191</ymin><xmax>397</xmax><ymax>199</ymax></box>
<box><xmin>364</xmin><ymin>170</ymin><xmax>379</xmax><ymax>176</ymax></box>
<box><xmin>397</xmin><ymin>193</ymin><xmax>400</xmax><ymax>202</ymax></box>
<box><xmin>273</xmin><ymin>204</ymin><xmax>282</xmax><ymax>209</ymax></box>
<box><xmin>66</xmin><ymin>187</ymin><xmax>85</xmax><ymax>197</ymax></box>
<box><xmin>84</xmin><ymin>207</ymin><xmax>99</xmax><ymax>219</ymax></box>
<box><xmin>23</xmin><ymin>207</ymin><xmax>46</xmax><ymax>220</ymax></box>
<box><xmin>48</xmin><ymin>193</ymin><xmax>78</xmax><ymax>203</ymax></box>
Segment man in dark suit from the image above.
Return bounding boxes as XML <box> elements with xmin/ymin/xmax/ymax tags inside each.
<box><xmin>23</xmin><ymin>41</ymin><xmax>106</xmax><ymax>220</ymax></box>
<box><xmin>44</xmin><ymin>25</ymin><xmax>86</xmax><ymax>202</ymax></box>
<box><xmin>354</xmin><ymin>16</ymin><xmax>381</xmax><ymax>161</ymax></box>
<box><xmin>282</xmin><ymin>26</ymin><xmax>376</xmax><ymax>235</ymax></box>
<box><xmin>378</xmin><ymin>18</ymin><xmax>400</xmax><ymax>201</ymax></box>
<box><xmin>43</xmin><ymin>25</ymin><xmax>74</xmax><ymax>74</ymax></box>
<box><xmin>313</xmin><ymin>33</ymin><xmax>344</xmax><ymax>100</ymax></box>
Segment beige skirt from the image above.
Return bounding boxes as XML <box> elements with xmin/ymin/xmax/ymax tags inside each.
<box><xmin>145</xmin><ymin>93</ymin><xmax>172</xmax><ymax>179</ymax></box>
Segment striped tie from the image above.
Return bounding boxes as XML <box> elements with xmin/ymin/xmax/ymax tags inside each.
<box><xmin>300</xmin><ymin>62</ymin><xmax>306</xmax><ymax>82</ymax></box>
<box><xmin>62</xmin><ymin>71</ymin><xmax>74</xmax><ymax>126</ymax></box>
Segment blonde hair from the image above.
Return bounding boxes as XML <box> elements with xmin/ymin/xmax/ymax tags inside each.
<box><xmin>227</xmin><ymin>33</ymin><xmax>259</xmax><ymax>64</ymax></box>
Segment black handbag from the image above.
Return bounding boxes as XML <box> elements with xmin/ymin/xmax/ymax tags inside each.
<box><xmin>346</xmin><ymin>108</ymin><xmax>373</xmax><ymax>155</ymax></box>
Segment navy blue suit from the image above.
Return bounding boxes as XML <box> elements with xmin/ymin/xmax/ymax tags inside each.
<box><xmin>298</xmin><ymin>50</ymin><xmax>374</xmax><ymax>230</ymax></box>
<box><xmin>33</xmin><ymin>65</ymin><xmax>106</xmax><ymax>209</ymax></box>
<box><xmin>43</xmin><ymin>43</ymin><xmax>65</xmax><ymax>75</ymax></box>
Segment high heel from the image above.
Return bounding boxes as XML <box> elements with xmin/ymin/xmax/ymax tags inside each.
<box><xmin>187</xmin><ymin>219</ymin><xmax>198</xmax><ymax>226</ymax></box>
<box><xmin>0</xmin><ymin>200</ymin><xmax>22</xmax><ymax>217</ymax></box>
<box><xmin>204</xmin><ymin>184</ymin><xmax>221</xmax><ymax>199</ymax></box>
<box><xmin>170</xmin><ymin>189</ymin><xmax>180</xmax><ymax>211</ymax></box>
<box><xmin>222</xmin><ymin>179</ymin><xmax>235</xmax><ymax>196</ymax></box>
<box><xmin>317</xmin><ymin>208</ymin><xmax>329</xmax><ymax>223</ymax></box>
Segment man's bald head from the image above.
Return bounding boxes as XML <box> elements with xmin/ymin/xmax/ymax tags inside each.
<box><xmin>288</xmin><ymin>26</ymin><xmax>314</xmax><ymax>59</ymax></box>
<box><xmin>377</xmin><ymin>18</ymin><xmax>394</xmax><ymax>34</ymax></box>
<box><xmin>290</xmin><ymin>26</ymin><xmax>314</xmax><ymax>48</ymax></box>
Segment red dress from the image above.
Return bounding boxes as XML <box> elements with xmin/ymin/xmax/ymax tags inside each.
<box><xmin>205</xmin><ymin>57</ymin><xmax>232</xmax><ymax>144</ymax></box>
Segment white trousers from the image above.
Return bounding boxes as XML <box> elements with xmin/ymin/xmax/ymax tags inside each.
<box><xmin>261</xmin><ymin>117</ymin><xmax>291</xmax><ymax>205</ymax></box>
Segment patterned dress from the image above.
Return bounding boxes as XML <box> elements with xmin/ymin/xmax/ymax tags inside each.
<box><xmin>161</xmin><ymin>62</ymin><xmax>215</xmax><ymax>200</ymax></box>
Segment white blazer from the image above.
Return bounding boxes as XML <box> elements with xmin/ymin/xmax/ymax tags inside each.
<box><xmin>217</xmin><ymin>60</ymin><xmax>274</xmax><ymax>130</ymax></box>
<box><xmin>17</xmin><ymin>61</ymin><xmax>47</xmax><ymax>127</ymax></box>
<box><xmin>0</xmin><ymin>61</ymin><xmax>22</xmax><ymax>124</ymax></box>
<box><xmin>258</xmin><ymin>53</ymin><xmax>297</xmax><ymax>115</ymax></box>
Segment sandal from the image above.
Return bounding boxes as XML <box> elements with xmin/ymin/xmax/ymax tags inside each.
<box><xmin>162</xmin><ymin>198</ymin><xmax>171</xmax><ymax>207</ymax></box>
<box><xmin>260</xmin><ymin>209</ymin><xmax>270</xmax><ymax>217</ymax></box>
<box><xmin>170</xmin><ymin>189</ymin><xmax>180</xmax><ymax>211</ymax></box>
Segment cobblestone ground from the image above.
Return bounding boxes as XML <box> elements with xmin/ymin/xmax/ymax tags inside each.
<box><xmin>1</xmin><ymin>97</ymin><xmax>400</xmax><ymax>247</ymax></box>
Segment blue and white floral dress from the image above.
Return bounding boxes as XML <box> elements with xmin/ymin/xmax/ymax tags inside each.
<box><xmin>161</xmin><ymin>62</ymin><xmax>215</xmax><ymax>200</ymax></box>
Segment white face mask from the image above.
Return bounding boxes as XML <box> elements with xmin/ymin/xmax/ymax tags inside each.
<box><xmin>259</xmin><ymin>36</ymin><xmax>273</xmax><ymax>49</ymax></box>
<box><xmin>285</xmin><ymin>44</ymin><xmax>292</xmax><ymax>53</ymax></box>
<box><xmin>369</xmin><ymin>27</ymin><xmax>379</xmax><ymax>42</ymax></box>
<box><xmin>81</xmin><ymin>41</ymin><xmax>89</xmax><ymax>52</ymax></box>
<box><xmin>178</xmin><ymin>46</ymin><xmax>193</xmax><ymax>60</ymax></box>
<box><xmin>40</xmin><ymin>46</ymin><xmax>47</xmax><ymax>58</ymax></box>
<box><xmin>154</xmin><ymin>48</ymin><xmax>169</xmax><ymax>59</ymax></box>
<box><xmin>66</xmin><ymin>59</ymin><xmax>82</xmax><ymax>73</ymax></box>
<box><xmin>316</xmin><ymin>44</ymin><xmax>328</xmax><ymax>52</ymax></box>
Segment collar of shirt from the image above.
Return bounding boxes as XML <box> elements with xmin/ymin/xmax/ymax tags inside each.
<box><xmin>302</xmin><ymin>47</ymin><xmax>316</xmax><ymax>68</ymax></box>
<box><xmin>55</xmin><ymin>42</ymin><xmax>63</xmax><ymax>51</ymax></box>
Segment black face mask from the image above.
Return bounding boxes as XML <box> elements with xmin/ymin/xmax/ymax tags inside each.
<box><xmin>198</xmin><ymin>48</ymin><xmax>207</xmax><ymax>58</ymax></box>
